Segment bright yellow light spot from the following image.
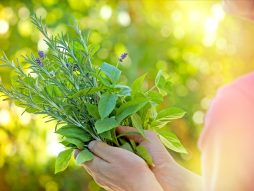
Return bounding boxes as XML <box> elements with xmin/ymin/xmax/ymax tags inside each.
<box><xmin>0</xmin><ymin>109</ymin><xmax>10</xmax><ymax>125</ymax></box>
<box><xmin>100</xmin><ymin>5</ymin><xmax>112</xmax><ymax>20</ymax></box>
<box><xmin>18</xmin><ymin>7</ymin><xmax>30</xmax><ymax>20</ymax></box>
<box><xmin>38</xmin><ymin>38</ymin><xmax>48</xmax><ymax>52</ymax></box>
<box><xmin>205</xmin><ymin>17</ymin><xmax>218</xmax><ymax>34</ymax></box>
<box><xmin>192</xmin><ymin>111</ymin><xmax>204</xmax><ymax>125</ymax></box>
<box><xmin>188</xmin><ymin>10</ymin><xmax>201</xmax><ymax>22</ymax></box>
<box><xmin>46</xmin><ymin>132</ymin><xmax>65</xmax><ymax>156</ymax></box>
<box><xmin>0</xmin><ymin>19</ymin><xmax>9</xmax><ymax>35</ymax></box>
<box><xmin>18</xmin><ymin>20</ymin><xmax>33</xmax><ymax>37</ymax></box>
<box><xmin>35</xmin><ymin>7</ymin><xmax>47</xmax><ymax>19</ymax></box>
<box><xmin>212</xmin><ymin>4</ymin><xmax>225</xmax><ymax>21</ymax></box>
<box><xmin>117</xmin><ymin>11</ymin><xmax>131</xmax><ymax>27</ymax></box>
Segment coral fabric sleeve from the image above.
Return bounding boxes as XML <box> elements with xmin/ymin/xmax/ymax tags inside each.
<box><xmin>198</xmin><ymin>72</ymin><xmax>254</xmax><ymax>191</ymax></box>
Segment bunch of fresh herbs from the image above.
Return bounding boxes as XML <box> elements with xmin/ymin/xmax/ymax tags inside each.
<box><xmin>0</xmin><ymin>15</ymin><xmax>186</xmax><ymax>173</ymax></box>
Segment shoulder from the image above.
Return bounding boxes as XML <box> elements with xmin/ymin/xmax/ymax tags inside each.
<box><xmin>198</xmin><ymin>72</ymin><xmax>254</xmax><ymax>149</ymax></box>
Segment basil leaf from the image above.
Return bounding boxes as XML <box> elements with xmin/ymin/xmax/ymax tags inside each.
<box><xmin>100</xmin><ymin>62</ymin><xmax>121</xmax><ymax>83</ymax></box>
<box><xmin>55</xmin><ymin>149</ymin><xmax>73</xmax><ymax>173</ymax></box>
<box><xmin>131</xmin><ymin>113</ymin><xmax>144</xmax><ymax>136</ymax></box>
<box><xmin>157</xmin><ymin>130</ymin><xmax>187</xmax><ymax>154</ymax></box>
<box><xmin>76</xmin><ymin>149</ymin><xmax>94</xmax><ymax>165</ymax></box>
<box><xmin>86</xmin><ymin>104</ymin><xmax>100</xmax><ymax>119</ymax></box>
<box><xmin>135</xmin><ymin>145</ymin><xmax>153</xmax><ymax>166</ymax></box>
<box><xmin>95</xmin><ymin>117</ymin><xmax>119</xmax><ymax>134</ymax></box>
<box><xmin>55</xmin><ymin>125</ymin><xmax>92</xmax><ymax>142</ymax></box>
<box><xmin>98</xmin><ymin>93</ymin><xmax>117</xmax><ymax>119</ymax></box>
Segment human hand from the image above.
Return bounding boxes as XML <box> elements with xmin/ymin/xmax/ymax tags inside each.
<box><xmin>223</xmin><ymin>0</ymin><xmax>254</xmax><ymax>20</ymax></box>
<box><xmin>78</xmin><ymin>138</ymin><xmax>164</xmax><ymax>191</ymax></box>
<box><xmin>117</xmin><ymin>126</ymin><xmax>201</xmax><ymax>191</ymax></box>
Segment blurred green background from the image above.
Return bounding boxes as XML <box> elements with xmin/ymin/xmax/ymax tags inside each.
<box><xmin>0</xmin><ymin>0</ymin><xmax>254</xmax><ymax>190</ymax></box>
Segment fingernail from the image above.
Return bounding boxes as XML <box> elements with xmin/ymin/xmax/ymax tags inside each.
<box><xmin>88</xmin><ymin>140</ymin><xmax>97</xmax><ymax>150</ymax></box>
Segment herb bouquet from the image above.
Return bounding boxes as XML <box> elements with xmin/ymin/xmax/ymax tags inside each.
<box><xmin>0</xmin><ymin>15</ymin><xmax>187</xmax><ymax>173</ymax></box>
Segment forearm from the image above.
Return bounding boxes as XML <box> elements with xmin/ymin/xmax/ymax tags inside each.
<box><xmin>153</xmin><ymin>161</ymin><xmax>202</xmax><ymax>191</ymax></box>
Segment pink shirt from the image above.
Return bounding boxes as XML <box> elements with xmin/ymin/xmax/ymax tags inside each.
<box><xmin>199</xmin><ymin>72</ymin><xmax>254</xmax><ymax>191</ymax></box>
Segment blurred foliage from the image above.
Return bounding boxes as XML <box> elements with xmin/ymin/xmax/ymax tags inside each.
<box><xmin>0</xmin><ymin>0</ymin><xmax>254</xmax><ymax>190</ymax></box>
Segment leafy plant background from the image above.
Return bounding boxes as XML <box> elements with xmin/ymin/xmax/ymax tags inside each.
<box><xmin>0</xmin><ymin>0</ymin><xmax>254</xmax><ymax>190</ymax></box>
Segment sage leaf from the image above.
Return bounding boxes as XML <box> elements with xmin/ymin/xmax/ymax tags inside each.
<box><xmin>98</xmin><ymin>93</ymin><xmax>117</xmax><ymax>119</ymax></box>
<box><xmin>86</xmin><ymin>104</ymin><xmax>100</xmax><ymax>119</ymax></box>
<box><xmin>135</xmin><ymin>145</ymin><xmax>153</xmax><ymax>166</ymax></box>
<box><xmin>55</xmin><ymin>149</ymin><xmax>73</xmax><ymax>173</ymax></box>
<box><xmin>100</xmin><ymin>62</ymin><xmax>121</xmax><ymax>83</ymax></box>
<box><xmin>95</xmin><ymin>117</ymin><xmax>119</xmax><ymax>134</ymax></box>
<box><xmin>76</xmin><ymin>149</ymin><xmax>94</xmax><ymax>165</ymax></box>
<box><xmin>116</xmin><ymin>97</ymin><xmax>148</xmax><ymax>123</ymax></box>
<box><xmin>56</xmin><ymin>125</ymin><xmax>92</xmax><ymax>142</ymax></box>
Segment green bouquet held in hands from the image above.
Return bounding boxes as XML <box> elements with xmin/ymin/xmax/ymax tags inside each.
<box><xmin>0</xmin><ymin>15</ymin><xmax>187</xmax><ymax>173</ymax></box>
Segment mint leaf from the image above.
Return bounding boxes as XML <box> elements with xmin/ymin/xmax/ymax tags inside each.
<box><xmin>55</xmin><ymin>149</ymin><xmax>73</xmax><ymax>174</ymax></box>
<box><xmin>95</xmin><ymin>117</ymin><xmax>119</xmax><ymax>134</ymax></box>
<box><xmin>76</xmin><ymin>149</ymin><xmax>94</xmax><ymax>165</ymax></box>
<box><xmin>98</xmin><ymin>93</ymin><xmax>117</xmax><ymax>119</ymax></box>
<box><xmin>100</xmin><ymin>62</ymin><xmax>121</xmax><ymax>83</ymax></box>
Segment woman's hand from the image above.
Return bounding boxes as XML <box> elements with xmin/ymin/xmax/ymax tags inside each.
<box><xmin>81</xmin><ymin>139</ymin><xmax>164</xmax><ymax>191</ymax></box>
<box><xmin>117</xmin><ymin>126</ymin><xmax>202</xmax><ymax>191</ymax></box>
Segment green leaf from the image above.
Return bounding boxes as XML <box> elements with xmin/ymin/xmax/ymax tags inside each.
<box><xmin>131</xmin><ymin>73</ymin><xmax>147</xmax><ymax>93</ymax></box>
<box><xmin>55</xmin><ymin>149</ymin><xmax>73</xmax><ymax>173</ymax></box>
<box><xmin>157</xmin><ymin>130</ymin><xmax>187</xmax><ymax>154</ymax></box>
<box><xmin>76</xmin><ymin>149</ymin><xmax>94</xmax><ymax>165</ymax></box>
<box><xmin>157</xmin><ymin>107</ymin><xmax>186</xmax><ymax>121</ymax></box>
<box><xmin>155</xmin><ymin>70</ymin><xmax>167</xmax><ymax>96</ymax></box>
<box><xmin>120</xmin><ymin>142</ymin><xmax>134</xmax><ymax>152</ymax></box>
<box><xmin>146</xmin><ymin>91</ymin><xmax>163</xmax><ymax>104</ymax></box>
<box><xmin>95</xmin><ymin>117</ymin><xmax>119</xmax><ymax>134</ymax></box>
<box><xmin>62</xmin><ymin>137</ymin><xmax>84</xmax><ymax>150</ymax></box>
<box><xmin>88</xmin><ymin>44</ymin><xmax>100</xmax><ymax>56</ymax></box>
<box><xmin>98</xmin><ymin>93</ymin><xmax>117</xmax><ymax>119</ymax></box>
<box><xmin>45</xmin><ymin>85</ymin><xmax>63</xmax><ymax>97</ymax></box>
<box><xmin>131</xmin><ymin>113</ymin><xmax>144</xmax><ymax>136</ymax></box>
<box><xmin>86</xmin><ymin>104</ymin><xmax>100</xmax><ymax>119</ymax></box>
<box><xmin>56</xmin><ymin>125</ymin><xmax>92</xmax><ymax>142</ymax></box>
<box><xmin>70</xmin><ymin>87</ymin><xmax>102</xmax><ymax>98</ymax></box>
<box><xmin>135</xmin><ymin>145</ymin><xmax>153</xmax><ymax>166</ymax></box>
<box><xmin>100</xmin><ymin>62</ymin><xmax>121</xmax><ymax>83</ymax></box>
<box><xmin>115</xmin><ymin>84</ymin><xmax>131</xmax><ymax>96</ymax></box>
<box><xmin>116</xmin><ymin>97</ymin><xmax>148</xmax><ymax>123</ymax></box>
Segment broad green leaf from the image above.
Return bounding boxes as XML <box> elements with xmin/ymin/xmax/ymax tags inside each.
<box><xmin>116</xmin><ymin>97</ymin><xmax>148</xmax><ymax>123</ymax></box>
<box><xmin>157</xmin><ymin>107</ymin><xmax>186</xmax><ymax>121</ymax></box>
<box><xmin>98</xmin><ymin>93</ymin><xmax>117</xmax><ymax>119</ymax></box>
<box><xmin>135</xmin><ymin>145</ymin><xmax>153</xmax><ymax>166</ymax></box>
<box><xmin>88</xmin><ymin>44</ymin><xmax>100</xmax><ymax>56</ymax></box>
<box><xmin>155</xmin><ymin>70</ymin><xmax>167</xmax><ymax>96</ymax></box>
<box><xmin>157</xmin><ymin>130</ymin><xmax>187</xmax><ymax>154</ymax></box>
<box><xmin>115</xmin><ymin>84</ymin><xmax>131</xmax><ymax>96</ymax></box>
<box><xmin>100</xmin><ymin>62</ymin><xmax>121</xmax><ymax>83</ymax></box>
<box><xmin>55</xmin><ymin>149</ymin><xmax>73</xmax><ymax>173</ymax></box>
<box><xmin>76</xmin><ymin>149</ymin><xmax>94</xmax><ymax>165</ymax></box>
<box><xmin>100</xmin><ymin>131</ymin><xmax>112</xmax><ymax>141</ymax></box>
<box><xmin>146</xmin><ymin>91</ymin><xmax>163</xmax><ymax>104</ymax></box>
<box><xmin>86</xmin><ymin>104</ymin><xmax>100</xmax><ymax>119</ymax></box>
<box><xmin>151</xmin><ymin>107</ymin><xmax>186</xmax><ymax>128</ymax></box>
<box><xmin>70</xmin><ymin>87</ymin><xmax>102</xmax><ymax>98</ymax></box>
<box><xmin>95</xmin><ymin>117</ymin><xmax>119</xmax><ymax>134</ymax></box>
<box><xmin>63</xmin><ymin>137</ymin><xmax>84</xmax><ymax>150</ymax></box>
<box><xmin>131</xmin><ymin>73</ymin><xmax>147</xmax><ymax>93</ymax></box>
<box><xmin>131</xmin><ymin>113</ymin><xmax>144</xmax><ymax>136</ymax></box>
<box><xmin>55</xmin><ymin>125</ymin><xmax>92</xmax><ymax>142</ymax></box>
<box><xmin>120</xmin><ymin>142</ymin><xmax>134</xmax><ymax>152</ymax></box>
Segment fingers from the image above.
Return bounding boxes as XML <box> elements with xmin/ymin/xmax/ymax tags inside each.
<box><xmin>117</xmin><ymin>126</ymin><xmax>158</xmax><ymax>143</ymax></box>
<box><xmin>88</xmin><ymin>140</ymin><xmax>125</xmax><ymax>162</ymax></box>
<box><xmin>83</xmin><ymin>154</ymin><xmax>109</xmax><ymax>175</ymax></box>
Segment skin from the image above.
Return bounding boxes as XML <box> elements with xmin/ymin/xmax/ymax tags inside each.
<box><xmin>81</xmin><ymin>127</ymin><xmax>201</xmax><ymax>191</ymax></box>
<box><xmin>79</xmin><ymin>1</ymin><xmax>254</xmax><ymax>190</ymax></box>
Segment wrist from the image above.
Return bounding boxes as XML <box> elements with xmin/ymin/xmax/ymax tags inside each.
<box><xmin>130</xmin><ymin>168</ymin><xmax>163</xmax><ymax>191</ymax></box>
